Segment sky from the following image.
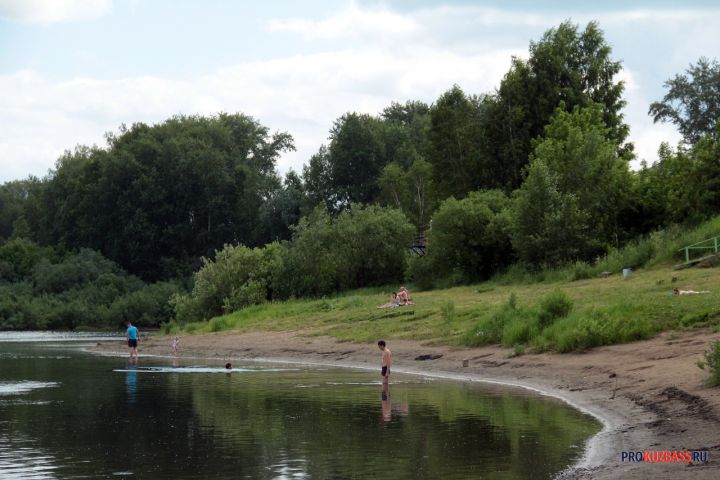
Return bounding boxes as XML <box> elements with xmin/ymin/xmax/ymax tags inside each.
<box><xmin>1</xmin><ymin>0</ymin><xmax>719</xmax><ymax>183</ymax></box>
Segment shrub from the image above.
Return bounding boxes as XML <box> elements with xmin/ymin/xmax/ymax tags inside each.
<box><xmin>697</xmin><ymin>340</ymin><xmax>720</xmax><ymax>387</ymax></box>
<box><xmin>420</xmin><ymin>190</ymin><xmax>513</xmax><ymax>285</ymax></box>
<box><xmin>537</xmin><ymin>290</ymin><xmax>573</xmax><ymax>327</ymax></box>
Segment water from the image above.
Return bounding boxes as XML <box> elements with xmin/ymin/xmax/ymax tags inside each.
<box><xmin>0</xmin><ymin>333</ymin><xmax>601</xmax><ymax>479</ymax></box>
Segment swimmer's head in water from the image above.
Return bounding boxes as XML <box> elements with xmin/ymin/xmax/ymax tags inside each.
<box><xmin>224</xmin><ymin>363</ymin><xmax>232</xmax><ymax>369</ymax></box>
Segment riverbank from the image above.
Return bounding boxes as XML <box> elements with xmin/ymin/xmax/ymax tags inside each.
<box><xmin>94</xmin><ymin>327</ymin><xmax>720</xmax><ymax>479</ymax></box>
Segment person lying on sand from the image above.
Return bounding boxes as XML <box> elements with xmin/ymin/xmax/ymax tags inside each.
<box><xmin>378</xmin><ymin>292</ymin><xmax>401</xmax><ymax>308</ymax></box>
<box><xmin>672</xmin><ymin>288</ymin><xmax>710</xmax><ymax>295</ymax></box>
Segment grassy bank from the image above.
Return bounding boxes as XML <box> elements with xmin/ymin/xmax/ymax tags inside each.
<box><xmin>164</xmin><ymin>261</ymin><xmax>720</xmax><ymax>352</ymax></box>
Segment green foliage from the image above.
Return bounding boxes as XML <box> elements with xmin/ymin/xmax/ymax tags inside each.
<box><xmin>510</xmin><ymin>160</ymin><xmax>589</xmax><ymax>267</ymax></box>
<box><xmin>511</xmin><ymin>104</ymin><xmax>632</xmax><ymax>266</ymax></box>
<box><xmin>173</xmin><ymin>243</ymin><xmax>280</xmax><ymax>323</ymax></box>
<box><xmin>174</xmin><ymin>204</ymin><xmax>414</xmax><ymax>323</ymax></box>
<box><xmin>0</xmin><ymin>241</ymin><xmax>180</xmax><ymax>330</ymax></box>
<box><xmin>416</xmin><ymin>190</ymin><xmax>513</xmax><ymax>286</ymax></box>
<box><xmin>536</xmin><ymin>307</ymin><xmax>656</xmax><ymax>353</ymax></box>
<box><xmin>440</xmin><ymin>300</ymin><xmax>455</xmax><ymax>323</ymax></box>
<box><xmin>649</xmin><ymin>57</ymin><xmax>720</xmax><ymax>144</ymax></box>
<box><xmin>327</xmin><ymin>113</ymin><xmax>389</xmax><ymax>207</ymax></box>
<box><xmin>636</xmin><ymin>126</ymin><xmax>720</xmax><ymax>226</ymax></box>
<box><xmin>697</xmin><ymin>340</ymin><xmax>720</xmax><ymax>387</ymax></box>
<box><xmin>537</xmin><ymin>290</ymin><xmax>573</xmax><ymax>327</ymax></box>
<box><xmin>275</xmin><ymin>204</ymin><xmax>414</xmax><ymax>299</ymax></box>
<box><xmin>379</xmin><ymin>158</ymin><xmax>437</xmax><ymax>228</ymax></box>
<box><xmin>482</xmin><ymin>20</ymin><xmax>628</xmax><ymax>191</ymax></box>
<box><xmin>0</xmin><ymin>237</ymin><xmax>56</xmax><ymax>281</ymax></box>
<box><xmin>427</xmin><ymin>85</ymin><xmax>489</xmax><ymax>198</ymax></box>
<box><xmin>25</xmin><ymin>114</ymin><xmax>294</xmax><ymax>281</ymax></box>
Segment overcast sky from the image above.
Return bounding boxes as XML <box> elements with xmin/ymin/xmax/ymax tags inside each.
<box><xmin>1</xmin><ymin>0</ymin><xmax>719</xmax><ymax>183</ymax></box>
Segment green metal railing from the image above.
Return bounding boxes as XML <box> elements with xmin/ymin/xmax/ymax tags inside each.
<box><xmin>678</xmin><ymin>235</ymin><xmax>720</xmax><ymax>264</ymax></box>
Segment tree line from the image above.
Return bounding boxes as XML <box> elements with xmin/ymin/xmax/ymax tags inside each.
<box><xmin>1</xmin><ymin>20</ymin><xmax>719</xmax><ymax>328</ymax></box>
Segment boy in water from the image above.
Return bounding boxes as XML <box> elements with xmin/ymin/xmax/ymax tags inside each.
<box><xmin>125</xmin><ymin>322</ymin><xmax>140</xmax><ymax>363</ymax></box>
<box><xmin>378</xmin><ymin>340</ymin><xmax>392</xmax><ymax>386</ymax></box>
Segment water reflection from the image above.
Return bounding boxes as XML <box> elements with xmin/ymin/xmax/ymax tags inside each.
<box><xmin>125</xmin><ymin>364</ymin><xmax>137</xmax><ymax>403</ymax></box>
<box><xmin>0</xmin><ymin>340</ymin><xmax>601</xmax><ymax>480</ymax></box>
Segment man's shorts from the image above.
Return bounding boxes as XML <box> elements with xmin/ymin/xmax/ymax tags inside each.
<box><xmin>128</xmin><ymin>339</ymin><xmax>138</xmax><ymax>348</ymax></box>
<box><xmin>381</xmin><ymin>366</ymin><xmax>389</xmax><ymax>377</ymax></box>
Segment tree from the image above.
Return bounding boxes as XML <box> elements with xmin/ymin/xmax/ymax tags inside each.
<box><xmin>511</xmin><ymin>160</ymin><xmax>589</xmax><ymax>267</ymax></box>
<box><xmin>649</xmin><ymin>57</ymin><xmax>720</xmax><ymax>144</ymax></box>
<box><xmin>258</xmin><ymin>170</ymin><xmax>306</xmax><ymax>242</ymax></box>
<box><xmin>28</xmin><ymin>113</ymin><xmax>294</xmax><ymax>280</ymax></box>
<box><xmin>0</xmin><ymin>179</ymin><xmax>34</xmax><ymax>241</ymax></box>
<box><xmin>426</xmin><ymin>85</ymin><xmax>488</xmax><ymax>198</ymax></box>
<box><xmin>274</xmin><ymin>205</ymin><xmax>414</xmax><ymax>298</ymax></box>
<box><xmin>327</xmin><ymin>113</ymin><xmax>388</xmax><ymax>208</ymax></box>
<box><xmin>378</xmin><ymin>158</ymin><xmax>436</xmax><ymax>229</ymax></box>
<box><xmin>420</xmin><ymin>190</ymin><xmax>513</xmax><ymax>282</ymax></box>
<box><xmin>511</xmin><ymin>104</ymin><xmax>632</xmax><ymax>266</ymax></box>
<box><xmin>483</xmin><ymin>20</ymin><xmax>629</xmax><ymax>190</ymax></box>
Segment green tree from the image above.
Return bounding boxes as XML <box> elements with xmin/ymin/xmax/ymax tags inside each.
<box><xmin>511</xmin><ymin>104</ymin><xmax>632</xmax><ymax>266</ymax></box>
<box><xmin>483</xmin><ymin>20</ymin><xmax>629</xmax><ymax>190</ymax></box>
<box><xmin>379</xmin><ymin>158</ymin><xmax>436</xmax><ymax>229</ymax></box>
<box><xmin>419</xmin><ymin>190</ymin><xmax>513</xmax><ymax>283</ymax></box>
<box><xmin>510</xmin><ymin>160</ymin><xmax>589</xmax><ymax>267</ymax></box>
<box><xmin>274</xmin><ymin>205</ymin><xmax>413</xmax><ymax>298</ymax></box>
<box><xmin>327</xmin><ymin>113</ymin><xmax>388</xmax><ymax>208</ymax></box>
<box><xmin>29</xmin><ymin>114</ymin><xmax>294</xmax><ymax>280</ymax></box>
<box><xmin>426</xmin><ymin>86</ymin><xmax>488</xmax><ymax>198</ymax></box>
<box><xmin>649</xmin><ymin>57</ymin><xmax>720</xmax><ymax>144</ymax></box>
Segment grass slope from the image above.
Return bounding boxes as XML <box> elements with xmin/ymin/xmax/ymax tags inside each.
<box><xmin>166</xmin><ymin>261</ymin><xmax>720</xmax><ymax>353</ymax></box>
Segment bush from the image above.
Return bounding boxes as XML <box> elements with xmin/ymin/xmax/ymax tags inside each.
<box><xmin>274</xmin><ymin>204</ymin><xmax>414</xmax><ymax>298</ymax></box>
<box><xmin>462</xmin><ymin>294</ymin><xmax>529</xmax><ymax>346</ymax></box>
<box><xmin>173</xmin><ymin>243</ymin><xmax>281</xmax><ymax>323</ymax></box>
<box><xmin>419</xmin><ymin>190</ymin><xmax>513</xmax><ymax>285</ymax></box>
<box><xmin>537</xmin><ymin>290</ymin><xmax>573</xmax><ymax>327</ymax></box>
<box><xmin>698</xmin><ymin>340</ymin><xmax>720</xmax><ymax>387</ymax></box>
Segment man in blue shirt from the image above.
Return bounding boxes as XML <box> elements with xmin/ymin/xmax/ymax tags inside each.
<box><xmin>125</xmin><ymin>322</ymin><xmax>140</xmax><ymax>362</ymax></box>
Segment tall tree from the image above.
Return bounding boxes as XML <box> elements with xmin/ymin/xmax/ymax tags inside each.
<box><xmin>30</xmin><ymin>114</ymin><xmax>294</xmax><ymax>280</ymax></box>
<box><xmin>327</xmin><ymin>113</ymin><xmax>388</xmax><ymax>208</ymax></box>
<box><xmin>649</xmin><ymin>57</ymin><xmax>720</xmax><ymax>144</ymax></box>
<box><xmin>426</xmin><ymin>85</ymin><xmax>488</xmax><ymax>198</ymax></box>
<box><xmin>511</xmin><ymin>104</ymin><xmax>632</xmax><ymax>266</ymax></box>
<box><xmin>484</xmin><ymin>20</ymin><xmax>629</xmax><ymax>190</ymax></box>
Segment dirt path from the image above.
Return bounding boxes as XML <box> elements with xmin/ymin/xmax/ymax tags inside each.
<box><xmin>94</xmin><ymin>328</ymin><xmax>720</xmax><ymax>479</ymax></box>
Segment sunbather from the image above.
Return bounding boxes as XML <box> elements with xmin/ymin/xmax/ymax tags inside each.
<box><xmin>378</xmin><ymin>292</ymin><xmax>401</xmax><ymax>308</ymax></box>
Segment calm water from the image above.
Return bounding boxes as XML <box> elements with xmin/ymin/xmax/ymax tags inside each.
<box><xmin>0</xmin><ymin>333</ymin><xmax>601</xmax><ymax>479</ymax></box>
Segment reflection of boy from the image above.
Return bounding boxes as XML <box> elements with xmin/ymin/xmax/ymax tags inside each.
<box><xmin>378</xmin><ymin>340</ymin><xmax>392</xmax><ymax>385</ymax></box>
<box><xmin>381</xmin><ymin>385</ymin><xmax>391</xmax><ymax>422</ymax></box>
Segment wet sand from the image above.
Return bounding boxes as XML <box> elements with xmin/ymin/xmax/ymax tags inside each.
<box><xmin>93</xmin><ymin>328</ymin><xmax>720</xmax><ymax>479</ymax></box>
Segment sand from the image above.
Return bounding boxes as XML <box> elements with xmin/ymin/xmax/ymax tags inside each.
<box><xmin>93</xmin><ymin>328</ymin><xmax>720</xmax><ymax>479</ymax></box>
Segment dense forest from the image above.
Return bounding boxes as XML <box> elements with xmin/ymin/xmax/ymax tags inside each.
<box><xmin>1</xmin><ymin>21</ymin><xmax>719</xmax><ymax>330</ymax></box>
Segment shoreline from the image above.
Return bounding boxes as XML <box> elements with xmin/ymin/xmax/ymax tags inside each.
<box><xmin>92</xmin><ymin>328</ymin><xmax>720</xmax><ymax>479</ymax></box>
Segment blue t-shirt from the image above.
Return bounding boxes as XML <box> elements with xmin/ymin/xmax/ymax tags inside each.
<box><xmin>126</xmin><ymin>326</ymin><xmax>139</xmax><ymax>340</ymax></box>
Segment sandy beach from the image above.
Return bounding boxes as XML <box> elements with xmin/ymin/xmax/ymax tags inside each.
<box><xmin>93</xmin><ymin>328</ymin><xmax>720</xmax><ymax>479</ymax></box>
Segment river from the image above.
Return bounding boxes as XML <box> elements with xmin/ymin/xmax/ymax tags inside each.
<box><xmin>0</xmin><ymin>332</ymin><xmax>600</xmax><ymax>479</ymax></box>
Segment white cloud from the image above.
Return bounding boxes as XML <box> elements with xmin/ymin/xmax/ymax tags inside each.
<box><xmin>0</xmin><ymin>45</ymin><xmax>520</xmax><ymax>182</ymax></box>
<box><xmin>267</xmin><ymin>3</ymin><xmax>420</xmax><ymax>40</ymax></box>
<box><xmin>2</xmin><ymin>2</ymin><xmax>713</xmax><ymax>183</ymax></box>
<box><xmin>0</xmin><ymin>0</ymin><xmax>111</xmax><ymax>24</ymax></box>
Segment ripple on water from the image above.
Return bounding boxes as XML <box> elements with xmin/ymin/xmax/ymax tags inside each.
<box><xmin>0</xmin><ymin>382</ymin><xmax>59</xmax><ymax>396</ymax></box>
<box><xmin>0</xmin><ymin>434</ymin><xmax>57</xmax><ymax>479</ymax></box>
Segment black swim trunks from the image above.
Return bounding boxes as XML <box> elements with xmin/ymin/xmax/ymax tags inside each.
<box><xmin>381</xmin><ymin>366</ymin><xmax>389</xmax><ymax>377</ymax></box>
<box><xmin>128</xmin><ymin>339</ymin><xmax>138</xmax><ymax>348</ymax></box>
